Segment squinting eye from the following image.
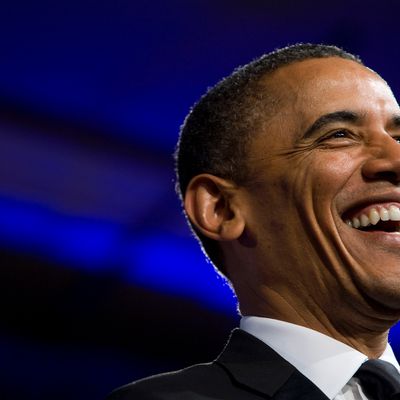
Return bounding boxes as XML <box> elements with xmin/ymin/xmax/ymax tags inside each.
<box><xmin>328</xmin><ymin>129</ymin><xmax>350</xmax><ymax>139</ymax></box>
<box><xmin>317</xmin><ymin>129</ymin><xmax>356</xmax><ymax>146</ymax></box>
<box><xmin>393</xmin><ymin>136</ymin><xmax>400</xmax><ymax>144</ymax></box>
<box><xmin>332</xmin><ymin>131</ymin><xmax>347</xmax><ymax>138</ymax></box>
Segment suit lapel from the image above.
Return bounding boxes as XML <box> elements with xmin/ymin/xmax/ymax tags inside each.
<box><xmin>216</xmin><ymin>329</ymin><xmax>329</xmax><ymax>399</ymax></box>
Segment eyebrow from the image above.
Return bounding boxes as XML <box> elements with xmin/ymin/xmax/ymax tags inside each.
<box><xmin>302</xmin><ymin>110</ymin><xmax>400</xmax><ymax>140</ymax></box>
<box><xmin>302</xmin><ymin>110</ymin><xmax>361</xmax><ymax>139</ymax></box>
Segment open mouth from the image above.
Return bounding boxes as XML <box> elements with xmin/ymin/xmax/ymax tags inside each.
<box><xmin>343</xmin><ymin>205</ymin><xmax>400</xmax><ymax>233</ymax></box>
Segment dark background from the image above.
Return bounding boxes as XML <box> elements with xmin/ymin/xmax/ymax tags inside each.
<box><xmin>1</xmin><ymin>1</ymin><xmax>400</xmax><ymax>399</ymax></box>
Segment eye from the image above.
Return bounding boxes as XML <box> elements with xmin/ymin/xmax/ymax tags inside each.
<box><xmin>322</xmin><ymin>129</ymin><xmax>353</xmax><ymax>141</ymax></box>
<box><xmin>393</xmin><ymin>136</ymin><xmax>400</xmax><ymax>144</ymax></box>
<box><xmin>329</xmin><ymin>129</ymin><xmax>350</xmax><ymax>139</ymax></box>
<box><xmin>314</xmin><ymin>129</ymin><xmax>357</xmax><ymax>148</ymax></box>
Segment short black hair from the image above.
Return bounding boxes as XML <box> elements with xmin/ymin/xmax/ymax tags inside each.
<box><xmin>175</xmin><ymin>43</ymin><xmax>363</xmax><ymax>277</ymax></box>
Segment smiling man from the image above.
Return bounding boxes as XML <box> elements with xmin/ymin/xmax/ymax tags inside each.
<box><xmin>108</xmin><ymin>44</ymin><xmax>400</xmax><ymax>399</ymax></box>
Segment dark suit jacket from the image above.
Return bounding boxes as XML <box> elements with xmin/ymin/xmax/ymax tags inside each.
<box><xmin>106</xmin><ymin>329</ymin><xmax>329</xmax><ymax>399</ymax></box>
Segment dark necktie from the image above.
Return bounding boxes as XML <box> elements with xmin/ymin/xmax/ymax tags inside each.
<box><xmin>354</xmin><ymin>359</ymin><xmax>400</xmax><ymax>400</ymax></box>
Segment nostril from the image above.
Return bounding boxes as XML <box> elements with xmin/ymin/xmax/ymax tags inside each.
<box><xmin>372</xmin><ymin>171</ymin><xmax>400</xmax><ymax>182</ymax></box>
<box><xmin>362</xmin><ymin>157</ymin><xmax>400</xmax><ymax>183</ymax></box>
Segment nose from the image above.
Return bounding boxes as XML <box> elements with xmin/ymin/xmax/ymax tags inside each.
<box><xmin>362</xmin><ymin>136</ymin><xmax>400</xmax><ymax>183</ymax></box>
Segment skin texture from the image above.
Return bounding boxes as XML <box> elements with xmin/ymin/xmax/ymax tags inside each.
<box><xmin>184</xmin><ymin>57</ymin><xmax>400</xmax><ymax>358</ymax></box>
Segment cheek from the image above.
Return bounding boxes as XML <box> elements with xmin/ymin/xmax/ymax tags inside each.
<box><xmin>246</xmin><ymin>151</ymin><xmax>359</xmax><ymax>231</ymax></box>
<box><xmin>325</xmin><ymin>152</ymin><xmax>357</xmax><ymax>184</ymax></box>
<box><xmin>270</xmin><ymin>151</ymin><xmax>360</xmax><ymax>221</ymax></box>
<box><xmin>303</xmin><ymin>153</ymin><xmax>357</xmax><ymax>196</ymax></box>
<box><xmin>299</xmin><ymin>153</ymin><xmax>362</xmax><ymax>229</ymax></box>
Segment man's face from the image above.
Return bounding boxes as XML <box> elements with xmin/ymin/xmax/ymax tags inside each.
<box><xmin>240</xmin><ymin>57</ymin><xmax>400</xmax><ymax>316</ymax></box>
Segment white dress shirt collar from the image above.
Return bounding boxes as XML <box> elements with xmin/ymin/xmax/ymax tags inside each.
<box><xmin>240</xmin><ymin>316</ymin><xmax>400</xmax><ymax>400</ymax></box>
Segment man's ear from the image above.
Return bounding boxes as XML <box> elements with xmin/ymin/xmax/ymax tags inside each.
<box><xmin>184</xmin><ymin>174</ymin><xmax>245</xmax><ymax>241</ymax></box>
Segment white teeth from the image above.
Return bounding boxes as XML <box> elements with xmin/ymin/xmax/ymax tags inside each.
<box><xmin>352</xmin><ymin>217</ymin><xmax>361</xmax><ymax>228</ymax></box>
<box><xmin>389</xmin><ymin>205</ymin><xmax>400</xmax><ymax>221</ymax></box>
<box><xmin>369</xmin><ymin>208</ymin><xmax>380</xmax><ymax>225</ymax></box>
<box><xmin>380</xmin><ymin>208</ymin><xmax>390</xmax><ymax>221</ymax></box>
<box><xmin>348</xmin><ymin>205</ymin><xmax>400</xmax><ymax>230</ymax></box>
<box><xmin>360</xmin><ymin>214</ymin><xmax>370</xmax><ymax>227</ymax></box>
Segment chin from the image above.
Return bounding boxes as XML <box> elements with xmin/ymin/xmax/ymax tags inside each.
<box><xmin>360</xmin><ymin>275</ymin><xmax>400</xmax><ymax>315</ymax></box>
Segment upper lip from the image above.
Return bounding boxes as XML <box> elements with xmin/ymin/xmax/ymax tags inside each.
<box><xmin>340</xmin><ymin>191</ymin><xmax>400</xmax><ymax>220</ymax></box>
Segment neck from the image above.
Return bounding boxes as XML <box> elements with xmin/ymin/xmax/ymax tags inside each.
<box><xmin>237</xmin><ymin>284</ymin><xmax>396</xmax><ymax>359</ymax></box>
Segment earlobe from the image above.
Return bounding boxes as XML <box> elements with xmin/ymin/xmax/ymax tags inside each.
<box><xmin>184</xmin><ymin>174</ymin><xmax>245</xmax><ymax>241</ymax></box>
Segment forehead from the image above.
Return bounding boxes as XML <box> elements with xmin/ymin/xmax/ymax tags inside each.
<box><xmin>256</xmin><ymin>57</ymin><xmax>398</xmax><ymax>142</ymax></box>
<box><xmin>266</xmin><ymin>57</ymin><xmax>381</xmax><ymax>98</ymax></box>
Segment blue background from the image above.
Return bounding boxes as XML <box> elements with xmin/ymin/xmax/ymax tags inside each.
<box><xmin>1</xmin><ymin>1</ymin><xmax>400</xmax><ymax>398</ymax></box>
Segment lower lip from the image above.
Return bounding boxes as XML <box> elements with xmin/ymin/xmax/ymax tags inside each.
<box><xmin>350</xmin><ymin>227</ymin><xmax>400</xmax><ymax>245</ymax></box>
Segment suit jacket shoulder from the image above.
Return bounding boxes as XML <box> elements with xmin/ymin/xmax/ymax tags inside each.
<box><xmin>106</xmin><ymin>329</ymin><xmax>328</xmax><ymax>400</ymax></box>
<box><xmin>106</xmin><ymin>361</ymin><xmax>257</xmax><ymax>400</ymax></box>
